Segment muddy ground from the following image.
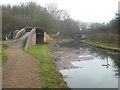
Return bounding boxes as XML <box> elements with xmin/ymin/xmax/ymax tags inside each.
<box><xmin>49</xmin><ymin>41</ymin><xmax>93</xmax><ymax>70</ymax></box>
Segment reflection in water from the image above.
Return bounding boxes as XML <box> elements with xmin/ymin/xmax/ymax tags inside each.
<box><xmin>60</xmin><ymin>58</ymin><xmax>118</xmax><ymax>88</ymax></box>
<box><xmin>57</xmin><ymin>41</ymin><xmax>119</xmax><ymax>88</ymax></box>
<box><xmin>88</xmin><ymin>47</ymin><xmax>120</xmax><ymax>77</ymax></box>
<box><xmin>102</xmin><ymin>58</ymin><xmax>110</xmax><ymax>68</ymax></box>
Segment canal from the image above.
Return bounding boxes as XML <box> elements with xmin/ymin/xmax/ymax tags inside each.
<box><xmin>50</xmin><ymin>40</ymin><xmax>119</xmax><ymax>88</ymax></box>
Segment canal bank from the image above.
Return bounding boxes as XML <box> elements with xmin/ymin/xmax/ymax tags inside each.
<box><xmin>82</xmin><ymin>40</ymin><xmax>120</xmax><ymax>52</ymax></box>
<box><xmin>50</xmin><ymin>40</ymin><xmax>119</xmax><ymax>88</ymax></box>
<box><xmin>0</xmin><ymin>44</ymin><xmax>8</xmax><ymax>66</ymax></box>
<box><xmin>25</xmin><ymin>39</ymin><xmax>71</xmax><ymax>88</ymax></box>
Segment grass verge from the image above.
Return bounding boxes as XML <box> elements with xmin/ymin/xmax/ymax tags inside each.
<box><xmin>25</xmin><ymin>44</ymin><xmax>69</xmax><ymax>88</ymax></box>
<box><xmin>82</xmin><ymin>40</ymin><xmax>120</xmax><ymax>52</ymax></box>
<box><xmin>46</xmin><ymin>38</ymin><xmax>73</xmax><ymax>44</ymax></box>
<box><xmin>0</xmin><ymin>44</ymin><xmax>8</xmax><ymax>66</ymax></box>
<box><xmin>2</xmin><ymin>38</ymin><xmax>15</xmax><ymax>41</ymax></box>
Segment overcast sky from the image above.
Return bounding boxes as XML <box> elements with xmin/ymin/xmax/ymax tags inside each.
<box><xmin>1</xmin><ymin>0</ymin><xmax>120</xmax><ymax>23</ymax></box>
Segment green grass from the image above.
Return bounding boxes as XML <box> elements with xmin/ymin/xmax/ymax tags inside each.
<box><xmin>25</xmin><ymin>44</ymin><xmax>69</xmax><ymax>88</ymax></box>
<box><xmin>0</xmin><ymin>44</ymin><xmax>8</xmax><ymax>66</ymax></box>
<box><xmin>2</xmin><ymin>38</ymin><xmax>15</xmax><ymax>41</ymax></box>
<box><xmin>82</xmin><ymin>40</ymin><xmax>120</xmax><ymax>52</ymax></box>
<box><xmin>46</xmin><ymin>38</ymin><xmax>73</xmax><ymax>44</ymax></box>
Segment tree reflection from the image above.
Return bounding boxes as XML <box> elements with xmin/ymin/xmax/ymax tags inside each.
<box><xmin>59</xmin><ymin>41</ymin><xmax>120</xmax><ymax>77</ymax></box>
<box><xmin>89</xmin><ymin>47</ymin><xmax>120</xmax><ymax>77</ymax></box>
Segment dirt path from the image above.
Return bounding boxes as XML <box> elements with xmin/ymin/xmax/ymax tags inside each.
<box><xmin>2</xmin><ymin>33</ymin><xmax>41</xmax><ymax>88</ymax></box>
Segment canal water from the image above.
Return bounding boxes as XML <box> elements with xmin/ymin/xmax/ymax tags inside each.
<box><xmin>52</xmin><ymin>40</ymin><xmax>119</xmax><ymax>88</ymax></box>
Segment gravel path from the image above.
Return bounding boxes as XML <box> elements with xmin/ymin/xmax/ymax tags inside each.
<box><xmin>2</xmin><ymin>33</ymin><xmax>41</xmax><ymax>88</ymax></box>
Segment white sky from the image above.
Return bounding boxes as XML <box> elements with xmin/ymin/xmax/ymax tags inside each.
<box><xmin>1</xmin><ymin>0</ymin><xmax>120</xmax><ymax>23</ymax></box>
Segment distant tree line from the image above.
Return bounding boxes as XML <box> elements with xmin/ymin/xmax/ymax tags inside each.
<box><xmin>77</xmin><ymin>13</ymin><xmax>119</xmax><ymax>45</ymax></box>
<box><xmin>78</xmin><ymin>15</ymin><xmax>119</xmax><ymax>35</ymax></box>
<box><xmin>2</xmin><ymin>2</ymin><xmax>79</xmax><ymax>38</ymax></box>
<box><xmin>2</xmin><ymin>2</ymin><xmax>119</xmax><ymax>45</ymax></box>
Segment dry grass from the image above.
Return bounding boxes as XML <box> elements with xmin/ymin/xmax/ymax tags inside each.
<box><xmin>88</xmin><ymin>33</ymin><xmax>119</xmax><ymax>46</ymax></box>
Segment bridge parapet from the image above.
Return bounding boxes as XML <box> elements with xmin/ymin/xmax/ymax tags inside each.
<box><xmin>24</xmin><ymin>28</ymin><xmax>36</xmax><ymax>49</ymax></box>
<box><xmin>15</xmin><ymin>28</ymin><xmax>25</xmax><ymax>39</ymax></box>
<box><xmin>24</xmin><ymin>27</ymin><xmax>53</xmax><ymax>49</ymax></box>
<box><xmin>25</xmin><ymin>27</ymin><xmax>33</xmax><ymax>32</ymax></box>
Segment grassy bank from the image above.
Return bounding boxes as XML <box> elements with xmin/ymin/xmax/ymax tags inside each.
<box><xmin>25</xmin><ymin>43</ymin><xmax>69</xmax><ymax>88</ymax></box>
<box><xmin>2</xmin><ymin>38</ymin><xmax>15</xmax><ymax>41</ymax></box>
<box><xmin>0</xmin><ymin>44</ymin><xmax>8</xmax><ymax>66</ymax></box>
<box><xmin>82</xmin><ymin>40</ymin><xmax>120</xmax><ymax>52</ymax></box>
<box><xmin>46</xmin><ymin>38</ymin><xmax>73</xmax><ymax>44</ymax></box>
<box><xmin>87</xmin><ymin>33</ymin><xmax>119</xmax><ymax>45</ymax></box>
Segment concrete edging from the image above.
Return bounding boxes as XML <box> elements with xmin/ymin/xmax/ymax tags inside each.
<box><xmin>24</xmin><ymin>28</ymin><xmax>36</xmax><ymax>49</ymax></box>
